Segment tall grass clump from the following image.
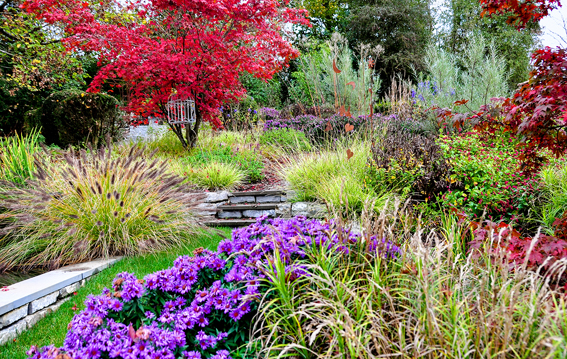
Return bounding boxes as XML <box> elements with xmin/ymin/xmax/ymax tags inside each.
<box><xmin>252</xmin><ymin>204</ymin><xmax>567</xmax><ymax>358</ymax></box>
<box><xmin>281</xmin><ymin>140</ymin><xmax>388</xmax><ymax>212</ymax></box>
<box><xmin>414</xmin><ymin>34</ymin><xmax>509</xmax><ymax>112</ymax></box>
<box><xmin>186</xmin><ymin>161</ymin><xmax>245</xmax><ymax>190</ymax></box>
<box><xmin>0</xmin><ymin>129</ymin><xmax>41</xmax><ymax>185</ymax></box>
<box><xmin>0</xmin><ymin>145</ymin><xmax>204</xmax><ymax>271</ymax></box>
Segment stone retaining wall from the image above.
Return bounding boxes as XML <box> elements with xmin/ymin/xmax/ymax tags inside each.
<box><xmin>0</xmin><ymin>258</ymin><xmax>120</xmax><ymax>346</ymax></box>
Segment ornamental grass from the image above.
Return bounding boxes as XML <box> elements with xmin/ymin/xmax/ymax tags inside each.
<box><xmin>0</xmin><ymin>144</ymin><xmax>203</xmax><ymax>271</ymax></box>
<box><xmin>251</xmin><ymin>203</ymin><xmax>567</xmax><ymax>358</ymax></box>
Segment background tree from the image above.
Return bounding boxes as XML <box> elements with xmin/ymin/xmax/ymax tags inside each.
<box><xmin>291</xmin><ymin>0</ymin><xmax>348</xmax><ymax>41</ymax></box>
<box><xmin>345</xmin><ymin>0</ymin><xmax>434</xmax><ymax>92</ymax></box>
<box><xmin>439</xmin><ymin>0</ymin><xmax>540</xmax><ymax>89</ymax></box>
<box><xmin>23</xmin><ymin>0</ymin><xmax>309</xmax><ymax>149</ymax></box>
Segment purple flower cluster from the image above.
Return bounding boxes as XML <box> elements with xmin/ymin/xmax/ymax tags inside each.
<box><xmin>259</xmin><ymin>107</ymin><xmax>281</xmax><ymax>120</ymax></box>
<box><xmin>26</xmin><ymin>216</ymin><xmax>400</xmax><ymax>359</ymax></box>
<box><xmin>263</xmin><ymin>113</ymin><xmax>392</xmax><ymax>142</ymax></box>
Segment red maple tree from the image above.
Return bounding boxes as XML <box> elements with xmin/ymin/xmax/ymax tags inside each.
<box><xmin>22</xmin><ymin>0</ymin><xmax>309</xmax><ymax>148</ymax></box>
<box><xmin>474</xmin><ymin>0</ymin><xmax>567</xmax><ymax>173</ymax></box>
<box><xmin>480</xmin><ymin>0</ymin><xmax>561</xmax><ymax>29</ymax></box>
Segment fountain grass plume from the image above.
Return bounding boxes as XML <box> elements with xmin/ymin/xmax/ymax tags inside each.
<box><xmin>0</xmin><ymin>144</ymin><xmax>204</xmax><ymax>271</ymax></box>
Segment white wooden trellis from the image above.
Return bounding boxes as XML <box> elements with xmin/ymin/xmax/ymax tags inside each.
<box><xmin>166</xmin><ymin>94</ymin><xmax>196</xmax><ymax>125</ymax></box>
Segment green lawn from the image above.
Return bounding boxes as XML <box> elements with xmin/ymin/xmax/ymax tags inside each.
<box><xmin>0</xmin><ymin>228</ymin><xmax>232</xmax><ymax>359</ymax></box>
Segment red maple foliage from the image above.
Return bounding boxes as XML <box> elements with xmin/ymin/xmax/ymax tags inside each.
<box><xmin>21</xmin><ymin>0</ymin><xmax>309</xmax><ymax>148</ymax></box>
<box><xmin>469</xmin><ymin>218</ymin><xmax>567</xmax><ymax>270</ymax></box>
<box><xmin>479</xmin><ymin>0</ymin><xmax>561</xmax><ymax>29</ymax></box>
<box><xmin>471</xmin><ymin>47</ymin><xmax>567</xmax><ymax>173</ymax></box>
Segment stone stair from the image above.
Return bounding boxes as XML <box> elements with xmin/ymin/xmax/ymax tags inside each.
<box><xmin>199</xmin><ymin>189</ymin><xmax>327</xmax><ymax>227</ymax></box>
<box><xmin>202</xmin><ymin>190</ymin><xmax>288</xmax><ymax>227</ymax></box>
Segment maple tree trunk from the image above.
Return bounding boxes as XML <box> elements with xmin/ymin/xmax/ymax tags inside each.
<box><xmin>185</xmin><ymin>107</ymin><xmax>202</xmax><ymax>149</ymax></box>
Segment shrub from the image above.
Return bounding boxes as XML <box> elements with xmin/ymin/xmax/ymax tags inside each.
<box><xmin>0</xmin><ymin>129</ymin><xmax>41</xmax><ymax>185</ymax></box>
<box><xmin>219</xmin><ymin>95</ymin><xmax>260</xmax><ymax>131</ymax></box>
<box><xmin>35</xmin><ymin>90</ymin><xmax>125</xmax><ymax>148</ymax></box>
<box><xmin>413</xmin><ymin>34</ymin><xmax>509</xmax><ymax>113</ymax></box>
<box><xmin>369</xmin><ymin>125</ymin><xmax>453</xmax><ymax>202</ymax></box>
<box><xmin>0</xmin><ymin>145</ymin><xmax>203</xmax><ymax>271</ymax></box>
<box><xmin>24</xmin><ymin>216</ymin><xmax>399</xmax><ymax>359</ymax></box>
<box><xmin>437</xmin><ymin>129</ymin><xmax>540</xmax><ymax>226</ymax></box>
<box><xmin>468</xmin><ymin>216</ymin><xmax>567</xmax><ymax>271</ymax></box>
<box><xmin>186</xmin><ymin>162</ymin><xmax>245</xmax><ymax>191</ymax></box>
<box><xmin>259</xmin><ymin>128</ymin><xmax>311</xmax><ymax>152</ymax></box>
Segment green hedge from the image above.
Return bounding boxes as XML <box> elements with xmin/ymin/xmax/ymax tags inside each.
<box><xmin>34</xmin><ymin>90</ymin><xmax>124</xmax><ymax>148</ymax></box>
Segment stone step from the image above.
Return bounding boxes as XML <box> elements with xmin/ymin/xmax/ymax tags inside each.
<box><xmin>217</xmin><ymin>203</ymin><xmax>277</xmax><ymax>211</ymax></box>
<box><xmin>203</xmin><ymin>219</ymin><xmax>257</xmax><ymax>227</ymax></box>
<box><xmin>231</xmin><ymin>190</ymin><xmax>283</xmax><ymax>197</ymax></box>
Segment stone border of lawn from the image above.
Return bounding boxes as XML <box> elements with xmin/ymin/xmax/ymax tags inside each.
<box><xmin>0</xmin><ymin>257</ymin><xmax>121</xmax><ymax>345</ymax></box>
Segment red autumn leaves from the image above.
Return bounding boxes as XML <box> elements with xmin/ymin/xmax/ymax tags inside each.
<box><xmin>21</xmin><ymin>0</ymin><xmax>310</xmax><ymax>128</ymax></box>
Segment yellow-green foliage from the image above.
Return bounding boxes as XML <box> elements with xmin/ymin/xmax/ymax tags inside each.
<box><xmin>0</xmin><ymin>129</ymin><xmax>41</xmax><ymax>185</ymax></box>
<box><xmin>282</xmin><ymin>140</ymin><xmax>388</xmax><ymax>212</ymax></box>
<box><xmin>540</xmin><ymin>158</ymin><xmax>567</xmax><ymax>232</ymax></box>
<box><xmin>185</xmin><ymin>161</ymin><xmax>245</xmax><ymax>191</ymax></box>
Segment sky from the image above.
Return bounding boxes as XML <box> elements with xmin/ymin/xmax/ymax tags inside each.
<box><xmin>540</xmin><ymin>6</ymin><xmax>567</xmax><ymax>47</ymax></box>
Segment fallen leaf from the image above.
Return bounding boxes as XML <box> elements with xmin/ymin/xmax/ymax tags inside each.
<box><xmin>345</xmin><ymin>123</ymin><xmax>354</xmax><ymax>132</ymax></box>
<box><xmin>346</xmin><ymin>81</ymin><xmax>356</xmax><ymax>90</ymax></box>
<box><xmin>346</xmin><ymin>148</ymin><xmax>354</xmax><ymax>160</ymax></box>
<box><xmin>324</xmin><ymin>121</ymin><xmax>332</xmax><ymax>132</ymax></box>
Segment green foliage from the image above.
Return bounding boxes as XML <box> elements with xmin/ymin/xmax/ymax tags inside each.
<box><xmin>183</xmin><ymin>161</ymin><xmax>245</xmax><ymax>191</ymax></box>
<box><xmin>0</xmin><ymin>79</ymin><xmax>45</xmax><ymax>136</ymax></box>
<box><xmin>414</xmin><ymin>34</ymin><xmax>509</xmax><ymax>112</ymax></box>
<box><xmin>290</xmin><ymin>34</ymin><xmax>380</xmax><ymax>116</ymax></box>
<box><xmin>240</xmin><ymin>73</ymin><xmax>282</xmax><ymax>108</ymax></box>
<box><xmin>140</xmin><ymin>130</ymin><xmax>187</xmax><ymax>157</ymax></box>
<box><xmin>259</xmin><ymin>128</ymin><xmax>312</xmax><ymax>152</ymax></box>
<box><xmin>220</xmin><ymin>95</ymin><xmax>261</xmax><ymax>131</ymax></box>
<box><xmin>0</xmin><ymin>128</ymin><xmax>41</xmax><ymax>185</ymax></box>
<box><xmin>0</xmin><ymin>145</ymin><xmax>203</xmax><ymax>271</ymax></box>
<box><xmin>291</xmin><ymin>0</ymin><xmax>349</xmax><ymax>40</ymax></box>
<box><xmin>0</xmin><ymin>0</ymin><xmax>86</xmax><ymax>91</ymax></box>
<box><xmin>35</xmin><ymin>89</ymin><xmax>124</xmax><ymax>148</ymax></box>
<box><xmin>368</xmin><ymin>125</ymin><xmax>452</xmax><ymax>201</ymax></box>
<box><xmin>437</xmin><ymin>130</ymin><xmax>540</xmax><ymax>225</ymax></box>
<box><xmin>346</xmin><ymin>0</ymin><xmax>433</xmax><ymax>90</ymax></box>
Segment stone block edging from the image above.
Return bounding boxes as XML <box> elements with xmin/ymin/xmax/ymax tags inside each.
<box><xmin>0</xmin><ymin>257</ymin><xmax>121</xmax><ymax>346</ymax></box>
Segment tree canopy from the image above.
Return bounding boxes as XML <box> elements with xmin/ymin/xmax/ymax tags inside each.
<box><xmin>22</xmin><ymin>0</ymin><xmax>309</xmax><ymax>148</ymax></box>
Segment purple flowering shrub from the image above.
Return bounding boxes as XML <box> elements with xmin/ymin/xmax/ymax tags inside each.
<box><xmin>264</xmin><ymin>114</ymin><xmax>388</xmax><ymax>143</ymax></box>
<box><xmin>26</xmin><ymin>216</ymin><xmax>400</xmax><ymax>359</ymax></box>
